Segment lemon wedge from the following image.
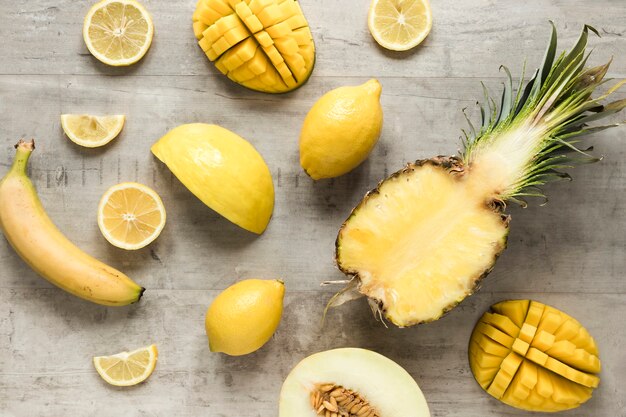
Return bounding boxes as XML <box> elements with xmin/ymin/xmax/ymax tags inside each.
<box><xmin>368</xmin><ymin>0</ymin><xmax>432</xmax><ymax>51</ymax></box>
<box><xmin>98</xmin><ymin>182</ymin><xmax>166</xmax><ymax>250</ymax></box>
<box><xmin>61</xmin><ymin>114</ymin><xmax>125</xmax><ymax>148</ymax></box>
<box><xmin>93</xmin><ymin>344</ymin><xmax>158</xmax><ymax>387</ymax></box>
<box><xmin>83</xmin><ymin>0</ymin><xmax>154</xmax><ymax>66</ymax></box>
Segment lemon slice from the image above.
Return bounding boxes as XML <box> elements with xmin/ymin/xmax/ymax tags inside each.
<box><xmin>61</xmin><ymin>114</ymin><xmax>125</xmax><ymax>148</ymax></box>
<box><xmin>94</xmin><ymin>344</ymin><xmax>158</xmax><ymax>386</ymax></box>
<box><xmin>98</xmin><ymin>182</ymin><xmax>166</xmax><ymax>250</ymax></box>
<box><xmin>83</xmin><ymin>0</ymin><xmax>154</xmax><ymax>66</ymax></box>
<box><xmin>368</xmin><ymin>0</ymin><xmax>432</xmax><ymax>51</ymax></box>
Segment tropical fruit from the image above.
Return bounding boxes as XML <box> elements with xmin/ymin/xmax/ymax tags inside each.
<box><xmin>368</xmin><ymin>0</ymin><xmax>432</xmax><ymax>51</ymax></box>
<box><xmin>0</xmin><ymin>140</ymin><xmax>144</xmax><ymax>306</ymax></box>
<box><xmin>205</xmin><ymin>279</ymin><xmax>284</xmax><ymax>356</ymax></box>
<box><xmin>151</xmin><ymin>123</ymin><xmax>274</xmax><ymax>234</ymax></box>
<box><xmin>192</xmin><ymin>0</ymin><xmax>315</xmax><ymax>93</ymax></box>
<box><xmin>98</xmin><ymin>182</ymin><xmax>166</xmax><ymax>250</ymax></box>
<box><xmin>94</xmin><ymin>344</ymin><xmax>158</xmax><ymax>386</ymax></box>
<box><xmin>83</xmin><ymin>0</ymin><xmax>154</xmax><ymax>66</ymax></box>
<box><xmin>279</xmin><ymin>348</ymin><xmax>430</xmax><ymax>417</ymax></box>
<box><xmin>300</xmin><ymin>79</ymin><xmax>384</xmax><ymax>180</ymax></box>
<box><xmin>469</xmin><ymin>300</ymin><xmax>601</xmax><ymax>412</ymax></box>
<box><xmin>331</xmin><ymin>24</ymin><xmax>626</xmax><ymax>326</ymax></box>
<box><xmin>61</xmin><ymin>114</ymin><xmax>125</xmax><ymax>148</ymax></box>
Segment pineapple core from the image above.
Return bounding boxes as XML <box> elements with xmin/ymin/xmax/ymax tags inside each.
<box><xmin>337</xmin><ymin>162</ymin><xmax>508</xmax><ymax>326</ymax></box>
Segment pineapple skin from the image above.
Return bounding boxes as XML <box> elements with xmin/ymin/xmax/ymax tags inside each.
<box><xmin>335</xmin><ymin>156</ymin><xmax>510</xmax><ymax>327</ymax></box>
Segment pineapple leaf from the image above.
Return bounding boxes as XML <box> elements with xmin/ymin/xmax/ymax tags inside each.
<box><xmin>461</xmin><ymin>22</ymin><xmax>625</xmax><ymax>203</ymax></box>
<box><xmin>530</xmin><ymin>20</ymin><xmax>558</xmax><ymax>100</ymax></box>
<box><xmin>496</xmin><ymin>65</ymin><xmax>514</xmax><ymax>124</ymax></box>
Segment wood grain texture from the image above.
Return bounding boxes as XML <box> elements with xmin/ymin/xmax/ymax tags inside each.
<box><xmin>0</xmin><ymin>0</ymin><xmax>625</xmax><ymax>416</ymax></box>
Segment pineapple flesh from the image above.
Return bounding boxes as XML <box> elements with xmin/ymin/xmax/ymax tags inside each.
<box><xmin>338</xmin><ymin>158</ymin><xmax>509</xmax><ymax>325</ymax></box>
<box><xmin>334</xmin><ymin>23</ymin><xmax>626</xmax><ymax>327</ymax></box>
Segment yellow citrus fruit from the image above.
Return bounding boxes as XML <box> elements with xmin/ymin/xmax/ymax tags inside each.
<box><xmin>368</xmin><ymin>0</ymin><xmax>432</xmax><ymax>51</ymax></box>
<box><xmin>93</xmin><ymin>344</ymin><xmax>158</xmax><ymax>386</ymax></box>
<box><xmin>151</xmin><ymin>124</ymin><xmax>274</xmax><ymax>234</ymax></box>
<box><xmin>61</xmin><ymin>114</ymin><xmax>125</xmax><ymax>148</ymax></box>
<box><xmin>83</xmin><ymin>0</ymin><xmax>154</xmax><ymax>66</ymax></box>
<box><xmin>97</xmin><ymin>182</ymin><xmax>166</xmax><ymax>250</ymax></box>
<box><xmin>206</xmin><ymin>279</ymin><xmax>285</xmax><ymax>356</ymax></box>
<box><xmin>300</xmin><ymin>79</ymin><xmax>383</xmax><ymax>180</ymax></box>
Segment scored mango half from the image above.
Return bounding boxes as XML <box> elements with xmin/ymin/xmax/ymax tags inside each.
<box><xmin>193</xmin><ymin>0</ymin><xmax>315</xmax><ymax>93</ymax></box>
<box><xmin>469</xmin><ymin>300</ymin><xmax>601</xmax><ymax>412</ymax></box>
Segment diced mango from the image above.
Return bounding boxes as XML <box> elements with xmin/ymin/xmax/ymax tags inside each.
<box><xmin>481</xmin><ymin>312</ymin><xmax>520</xmax><ymax>338</ymax></box>
<box><xmin>193</xmin><ymin>0</ymin><xmax>315</xmax><ymax>93</ymax></box>
<box><xmin>223</xmin><ymin>25</ymin><xmax>250</xmax><ymax>46</ymax></box>
<box><xmin>469</xmin><ymin>300</ymin><xmax>601</xmax><ymax>413</ymax></box>
<box><xmin>274</xmin><ymin>36</ymin><xmax>299</xmax><ymax>56</ymax></box>
<box><xmin>265</xmin><ymin>21</ymin><xmax>292</xmax><ymax>39</ymax></box>
<box><xmin>492</xmin><ymin>299</ymin><xmax>530</xmax><ymax>328</ymax></box>
<box><xmin>206</xmin><ymin>0</ymin><xmax>233</xmax><ymax>16</ymax></box>
<box><xmin>254</xmin><ymin>31</ymin><xmax>274</xmax><ymax>47</ymax></box>
<box><xmin>193</xmin><ymin>21</ymin><xmax>209</xmax><ymax>39</ymax></box>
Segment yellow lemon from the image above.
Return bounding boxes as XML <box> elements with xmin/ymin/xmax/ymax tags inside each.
<box><xmin>61</xmin><ymin>114</ymin><xmax>125</xmax><ymax>148</ymax></box>
<box><xmin>151</xmin><ymin>124</ymin><xmax>274</xmax><ymax>234</ymax></box>
<box><xmin>97</xmin><ymin>182</ymin><xmax>166</xmax><ymax>250</ymax></box>
<box><xmin>205</xmin><ymin>279</ymin><xmax>285</xmax><ymax>356</ymax></box>
<box><xmin>93</xmin><ymin>344</ymin><xmax>158</xmax><ymax>387</ymax></box>
<box><xmin>368</xmin><ymin>0</ymin><xmax>433</xmax><ymax>51</ymax></box>
<box><xmin>83</xmin><ymin>0</ymin><xmax>154</xmax><ymax>66</ymax></box>
<box><xmin>299</xmin><ymin>79</ymin><xmax>383</xmax><ymax>180</ymax></box>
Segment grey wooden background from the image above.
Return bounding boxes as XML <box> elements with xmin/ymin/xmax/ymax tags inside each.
<box><xmin>0</xmin><ymin>0</ymin><xmax>625</xmax><ymax>416</ymax></box>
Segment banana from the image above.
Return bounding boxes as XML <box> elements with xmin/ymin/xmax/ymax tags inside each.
<box><xmin>0</xmin><ymin>140</ymin><xmax>144</xmax><ymax>306</ymax></box>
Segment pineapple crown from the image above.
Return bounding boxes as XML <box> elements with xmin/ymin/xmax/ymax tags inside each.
<box><xmin>461</xmin><ymin>22</ymin><xmax>626</xmax><ymax>206</ymax></box>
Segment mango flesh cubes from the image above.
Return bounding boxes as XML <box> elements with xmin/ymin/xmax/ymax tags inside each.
<box><xmin>193</xmin><ymin>0</ymin><xmax>315</xmax><ymax>93</ymax></box>
<box><xmin>469</xmin><ymin>300</ymin><xmax>601</xmax><ymax>412</ymax></box>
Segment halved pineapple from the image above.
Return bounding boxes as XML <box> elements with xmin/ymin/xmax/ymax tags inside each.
<box><xmin>338</xmin><ymin>158</ymin><xmax>509</xmax><ymax>325</ymax></box>
<box><xmin>333</xmin><ymin>23</ymin><xmax>626</xmax><ymax>327</ymax></box>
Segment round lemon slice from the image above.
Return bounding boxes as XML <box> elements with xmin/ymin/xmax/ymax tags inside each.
<box><xmin>368</xmin><ymin>0</ymin><xmax>433</xmax><ymax>51</ymax></box>
<box><xmin>61</xmin><ymin>114</ymin><xmax>125</xmax><ymax>148</ymax></box>
<box><xmin>83</xmin><ymin>0</ymin><xmax>154</xmax><ymax>66</ymax></box>
<box><xmin>98</xmin><ymin>182</ymin><xmax>166</xmax><ymax>250</ymax></box>
<box><xmin>94</xmin><ymin>344</ymin><xmax>158</xmax><ymax>387</ymax></box>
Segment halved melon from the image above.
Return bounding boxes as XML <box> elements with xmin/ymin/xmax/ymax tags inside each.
<box><xmin>279</xmin><ymin>348</ymin><xmax>430</xmax><ymax>417</ymax></box>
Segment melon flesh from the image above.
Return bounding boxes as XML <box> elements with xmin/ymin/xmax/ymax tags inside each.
<box><xmin>279</xmin><ymin>348</ymin><xmax>430</xmax><ymax>417</ymax></box>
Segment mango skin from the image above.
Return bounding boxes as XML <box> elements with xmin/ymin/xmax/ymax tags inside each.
<box><xmin>151</xmin><ymin>123</ymin><xmax>274</xmax><ymax>234</ymax></box>
<box><xmin>299</xmin><ymin>79</ymin><xmax>383</xmax><ymax>180</ymax></box>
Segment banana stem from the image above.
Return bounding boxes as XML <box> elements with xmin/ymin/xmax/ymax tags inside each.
<box><xmin>11</xmin><ymin>139</ymin><xmax>35</xmax><ymax>175</ymax></box>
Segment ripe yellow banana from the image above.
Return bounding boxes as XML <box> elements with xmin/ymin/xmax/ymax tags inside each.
<box><xmin>0</xmin><ymin>140</ymin><xmax>144</xmax><ymax>306</ymax></box>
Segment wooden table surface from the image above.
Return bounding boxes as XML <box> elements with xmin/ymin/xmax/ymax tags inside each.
<box><xmin>1</xmin><ymin>1</ymin><xmax>625</xmax><ymax>416</ymax></box>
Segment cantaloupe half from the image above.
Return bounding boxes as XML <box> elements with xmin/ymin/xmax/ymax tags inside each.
<box><xmin>279</xmin><ymin>348</ymin><xmax>430</xmax><ymax>417</ymax></box>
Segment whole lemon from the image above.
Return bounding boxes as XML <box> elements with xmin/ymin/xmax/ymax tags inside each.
<box><xmin>299</xmin><ymin>79</ymin><xmax>383</xmax><ymax>180</ymax></box>
<box><xmin>205</xmin><ymin>279</ymin><xmax>285</xmax><ymax>356</ymax></box>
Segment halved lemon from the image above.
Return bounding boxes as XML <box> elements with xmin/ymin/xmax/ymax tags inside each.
<box><xmin>83</xmin><ymin>0</ymin><xmax>154</xmax><ymax>66</ymax></box>
<box><xmin>94</xmin><ymin>344</ymin><xmax>158</xmax><ymax>387</ymax></box>
<box><xmin>61</xmin><ymin>114</ymin><xmax>125</xmax><ymax>148</ymax></box>
<box><xmin>368</xmin><ymin>0</ymin><xmax>433</xmax><ymax>51</ymax></box>
<box><xmin>98</xmin><ymin>182</ymin><xmax>166</xmax><ymax>250</ymax></box>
